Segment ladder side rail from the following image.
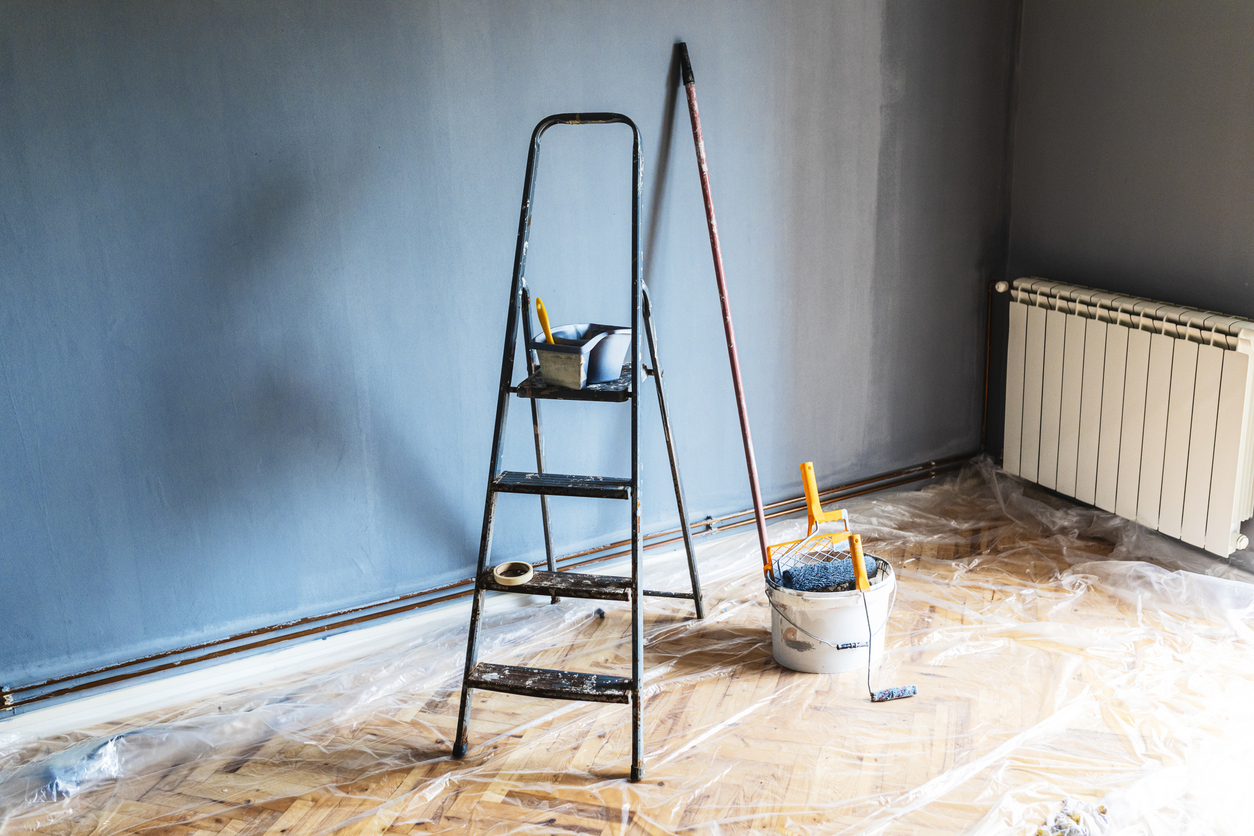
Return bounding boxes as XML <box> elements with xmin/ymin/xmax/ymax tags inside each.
<box><xmin>642</xmin><ymin>283</ymin><xmax>704</xmax><ymax>618</ymax></box>
<box><xmin>628</xmin><ymin>119</ymin><xmax>646</xmax><ymax>783</ymax></box>
<box><xmin>454</xmin><ymin>117</ymin><xmax>547</xmax><ymax>759</ymax></box>
<box><xmin>485</xmin><ymin>115</ymin><xmax>548</xmax><ymax>511</ymax></box>
<box><xmin>520</xmin><ymin>280</ymin><xmax>558</xmax><ymax>603</ymax></box>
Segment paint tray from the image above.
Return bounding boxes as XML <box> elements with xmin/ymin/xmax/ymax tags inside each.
<box><xmin>532</xmin><ymin>323</ymin><xmax>630</xmax><ymax>389</ymax></box>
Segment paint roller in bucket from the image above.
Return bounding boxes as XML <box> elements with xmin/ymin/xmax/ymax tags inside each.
<box><xmin>768</xmin><ymin>463</ymin><xmax>916</xmax><ymax>702</ymax></box>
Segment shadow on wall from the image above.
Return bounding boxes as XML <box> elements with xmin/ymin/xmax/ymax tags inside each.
<box><xmin>642</xmin><ymin>43</ymin><xmax>682</xmax><ymax>295</ymax></box>
<box><xmin>143</xmin><ymin>164</ymin><xmax>474</xmax><ymax>570</ymax></box>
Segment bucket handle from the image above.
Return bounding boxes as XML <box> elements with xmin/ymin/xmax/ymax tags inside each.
<box><xmin>768</xmin><ymin>582</ymin><xmax>897</xmax><ymax>649</ymax></box>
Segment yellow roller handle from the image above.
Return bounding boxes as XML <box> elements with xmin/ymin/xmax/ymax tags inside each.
<box><xmin>850</xmin><ymin>534</ymin><xmax>870</xmax><ymax>592</ymax></box>
<box><xmin>801</xmin><ymin>461</ymin><xmax>847</xmax><ymax>535</ymax></box>
<box><xmin>536</xmin><ymin>297</ymin><xmax>555</xmax><ymax>345</ymax></box>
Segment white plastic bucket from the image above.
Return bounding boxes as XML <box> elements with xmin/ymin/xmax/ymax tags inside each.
<box><xmin>766</xmin><ymin>559</ymin><xmax>896</xmax><ymax>673</ymax></box>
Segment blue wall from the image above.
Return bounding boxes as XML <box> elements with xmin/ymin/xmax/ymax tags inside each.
<box><xmin>0</xmin><ymin>1</ymin><xmax>1015</xmax><ymax>689</ymax></box>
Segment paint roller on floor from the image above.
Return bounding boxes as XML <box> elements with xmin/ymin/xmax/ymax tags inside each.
<box><xmin>767</xmin><ymin>462</ymin><xmax>916</xmax><ymax>702</ymax></box>
<box><xmin>850</xmin><ymin>533</ymin><xmax>917</xmax><ymax>703</ymax></box>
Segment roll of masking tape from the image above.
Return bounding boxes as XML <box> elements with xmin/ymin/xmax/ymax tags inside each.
<box><xmin>493</xmin><ymin>561</ymin><xmax>534</xmax><ymax>586</ymax></box>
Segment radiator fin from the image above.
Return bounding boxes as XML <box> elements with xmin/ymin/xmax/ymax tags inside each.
<box><xmin>1021</xmin><ymin>305</ymin><xmax>1048</xmax><ymax>483</ymax></box>
<box><xmin>1003</xmin><ymin>301</ymin><xmax>1027</xmax><ymax>477</ymax></box>
<box><xmin>1181</xmin><ymin>345</ymin><xmax>1223</xmax><ymax>547</ymax></box>
<box><xmin>1056</xmin><ymin>314</ymin><xmax>1087</xmax><ymax>496</ymax></box>
<box><xmin>1075</xmin><ymin>318</ymin><xmax>1107</xmax><ymax>505</ymax></box>
<box><xmin>1038</xmin><ymin>309</ymin><xmax>1068</xmax><ymax>490</ymax></box>
<box><xmin>1095</xmin><ymin>323</ymin><xmax>1128</xmax><ymax>513</ymax></box>
<box><xmin>1207</xmin><ymin>351</ymin><xmax>1251</xmax><ymax>554</ymax></box>
<box><xmin>1115</xmin><ymin>328</ymin><xmax>1151</xmax><ymax>519</ymax></box>
<box><xmin>1136</xmin><ymin>333</ymin><xmax>1174</xmax><ymax>529</ymax></box>
<box><xmin>1158</xmin><ymin>340</ymin><xmax>1198</xmax><ymax>539</ymax></box>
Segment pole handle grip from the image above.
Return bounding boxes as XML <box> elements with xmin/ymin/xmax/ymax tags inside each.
<box><xmin>678</xmin><ymin>42</ymin><xmax>695</xmax><ymax>86</ymax></box>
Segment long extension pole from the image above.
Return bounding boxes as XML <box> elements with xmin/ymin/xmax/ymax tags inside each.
<box><xmin>677</xmin><ymin>42</ymin><xmax>771</xmax><ymax>572</ymax></box>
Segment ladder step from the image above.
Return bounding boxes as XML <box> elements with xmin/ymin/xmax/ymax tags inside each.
<box><xmin>466</xmin><ymin>663</ymin><xmax>632</xmax><ymax>704</ymax></box>
<box><xmin>493</xmin><ymin>471</ymin><xmax>632</xmax><ymax>499</ymax></box>
<box><xmin>483</xmin><ymin>568</ymin><xmax>632</xmax><ymax>600</ymax></box>
<box><xmin>515</xmin><ymin>364</ymin><xmax>633</xmax><ymax>402</ymax></box>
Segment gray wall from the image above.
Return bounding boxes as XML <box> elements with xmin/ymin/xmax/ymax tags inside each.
<box><xmin>1008</xmin><ymin>0</ymin><xmax>1254</xmax><ymax>316</ymax></box>
<box><xmin>1</xmin><ymin>1</ymin><xmax>1015</xmax><ymax>690</ymax></box>
<box><xmin>993</xmin><ymin>0</ymin><xmax>1254</xmax><ymax>463</ymax></box>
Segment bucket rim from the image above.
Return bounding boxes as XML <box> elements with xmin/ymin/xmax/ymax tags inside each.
<box><xmin>765</xmin><ymin>556</ymin><xmax>894</xmax><ymax>599</ymax></box>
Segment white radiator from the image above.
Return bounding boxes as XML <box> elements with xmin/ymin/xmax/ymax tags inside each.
<box><xmin>1003</xmin><ymin>277</ymin><xmax>1254</xmax><ymax>557</ymax></box>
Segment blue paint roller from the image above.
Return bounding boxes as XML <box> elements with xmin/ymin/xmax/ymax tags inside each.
<box><xmin>779</xmin><ymin>554</ymin><xmax>878</xmax><ymax>593</ymax></box>
<box><xmin>849</xmin><ymin>535</ymin><xmax>917</xmax><ymax>703</ymax></box>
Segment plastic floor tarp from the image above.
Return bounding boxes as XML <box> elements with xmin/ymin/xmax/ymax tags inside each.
<box><xmin>3</xmin><ymin>460</ymin><xmax>1254</xmax><ymax>835</ymax></box>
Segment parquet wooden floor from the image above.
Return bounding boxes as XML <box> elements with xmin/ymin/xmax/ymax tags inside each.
<box><xmin>5</xmin><ymin>469</ymin><xmax>1254</xmax><ymax>835</ymax></box>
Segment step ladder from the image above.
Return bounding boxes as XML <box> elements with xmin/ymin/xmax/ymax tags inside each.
<box><xmin>452</xmin><ymin>113</ymin><xmax>704</xmax><ymax>782</ymax></box>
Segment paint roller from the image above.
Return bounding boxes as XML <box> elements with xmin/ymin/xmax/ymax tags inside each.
<box><xmin>851</xmin><ymin>534</ymin><xmax>916</xmax><ymax>703</ymax></box>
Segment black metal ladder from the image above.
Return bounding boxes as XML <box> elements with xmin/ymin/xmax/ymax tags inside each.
<box><xmin>452</xmin><ymin>113</ymin><xmax>704</xmax><ymax>783</ymax></box>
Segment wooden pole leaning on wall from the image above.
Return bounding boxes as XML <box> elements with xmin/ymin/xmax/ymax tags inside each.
<box><xmin>677</xmin><ymin>42</ymin><xmax>771</xmax><ymax>572</ymax></box>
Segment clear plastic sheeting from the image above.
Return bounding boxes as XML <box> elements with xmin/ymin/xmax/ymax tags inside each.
<box><xmin>4</xmin><ymin>458</ymin><xmax>1254</xmax><ymax>835</ymax></box>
